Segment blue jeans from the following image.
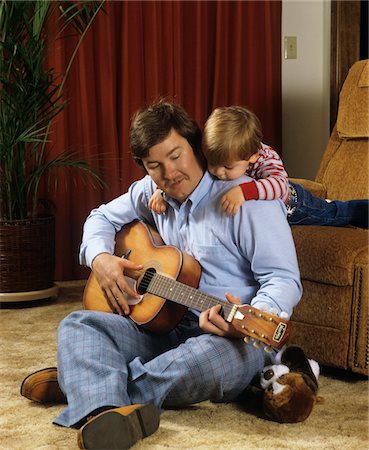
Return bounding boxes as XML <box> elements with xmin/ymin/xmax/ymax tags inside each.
<box><xmin>287</xmin><ymin>182</ymin><xmax>369</xmax><ymax>228</ymax></box>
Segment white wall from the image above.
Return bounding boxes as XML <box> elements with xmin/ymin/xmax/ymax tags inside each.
<box><xmin>282</xmin><ymin>0</ymin><xmax>331</xmax><ymax>179</ymax></box>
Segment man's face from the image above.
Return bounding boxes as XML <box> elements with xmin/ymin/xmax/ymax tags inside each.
<box><xmin>142</xmin><ymin>129</ymin><xmax>204</xmax><ymax>203</ymax></box>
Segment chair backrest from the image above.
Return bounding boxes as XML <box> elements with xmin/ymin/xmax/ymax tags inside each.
<box><xmin>315</xmin><ymin>59</ymin><xmax>369</xmax><ymax>201</ymax></box>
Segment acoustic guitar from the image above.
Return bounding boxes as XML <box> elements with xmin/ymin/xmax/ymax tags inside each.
<box><xmin>83</xmin><ymin>220</ymin><xmax>290</xmax><ymax>350</ymax></box>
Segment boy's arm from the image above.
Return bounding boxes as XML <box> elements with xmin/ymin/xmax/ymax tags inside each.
<box><xmin>239</xmin><ymin>180</ymin><xmax>260</xmax><ymax>200</ymax></box>
<box><xmin>243</xmin><ymin>146</ymin><xmax>290</xmax><ymax>202</ymax></box>
<box><xmin>148</xmin><ymin>188</ymin><xmax>168</xmax><ymax>214</ymax></box>
<box><xmin>239</xmin><ymin>177</ymin><xmax>289</xmax><ymax>202</ymax></box>
<box><xmin>221</xmin><ymin>169</ymin><xmax>289</xmax><ymax>215</ymax></box>
<box><xmin>220</xmin><ymin>146</ymin><xmax>290</xmax><ymax>215</ymax></box>
<box><xmin>221</xmin><ymin>185</ymin><xmax>246</xmax><ymax>216</ymax></box>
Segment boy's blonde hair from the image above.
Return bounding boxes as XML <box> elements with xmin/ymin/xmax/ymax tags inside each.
<box><xmin>202</xmin><ymin>106</ymin><xmax>263</xmax><ymax>166</ymax></box>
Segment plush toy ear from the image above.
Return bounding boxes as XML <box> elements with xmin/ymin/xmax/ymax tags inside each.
<box><xmin>280</xmin><ymin>345</ymin><xmax>319</xmax><ymax>394</ymax></box>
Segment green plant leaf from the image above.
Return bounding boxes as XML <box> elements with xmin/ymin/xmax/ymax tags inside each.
<box><xmin>0</xmin><ymin>0</ymin><xmax>106</xmax><ymax>220</ymax></box>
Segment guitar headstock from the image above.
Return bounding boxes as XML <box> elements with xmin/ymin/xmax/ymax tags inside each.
<box><xmin>231</xmin><ymin>304</ymin><xmax>291</xmax><ymax>351</ymax></box>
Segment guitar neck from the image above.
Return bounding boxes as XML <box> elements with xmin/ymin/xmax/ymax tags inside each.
<box><xmin>139</xmin><ymin>269</ymin><xmax>234</xmax><ymax>319</ymax></box>
<box><xmin>137</xmin><ymin>268</ymin><xmax>290</xmax><ymax>350</ymax></box>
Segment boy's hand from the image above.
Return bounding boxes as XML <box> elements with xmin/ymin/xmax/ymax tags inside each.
<box><xmin>148</xmin><ymin>189</ymin><xmax>168</xmax><ymax>214</ymax></box>
<box><xmin>220</xmin><ymin>185</ymin><xmax>245</xmax><ymax>216</ymax></box>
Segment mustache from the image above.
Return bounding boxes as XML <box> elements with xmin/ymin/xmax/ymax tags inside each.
<box><xmin>166</xmin><ymin>176</ymin><xmax>185</xmax><ymax>187</ymax></box>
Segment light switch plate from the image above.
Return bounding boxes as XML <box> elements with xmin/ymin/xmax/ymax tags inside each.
<box><xmin>284</xmin><ymin>36</ymin><xmax>297</xmax><ymax>59</ymax></box>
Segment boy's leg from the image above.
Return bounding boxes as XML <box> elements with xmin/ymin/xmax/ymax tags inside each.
<box><xmin>346</xmin><ymin>199</ymin><xmax>369</xmax><ymax>228</ymax></box>
<box><xmin>288</xmin><ymin>183</ymin><xmax>368</xmax><ymax>227</ymax></box>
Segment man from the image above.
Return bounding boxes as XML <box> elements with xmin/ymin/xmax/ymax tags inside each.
<box><xmin>21</xmin><ymin>101</ymin><xmax>302</xmax><ymax>449</ymax></box>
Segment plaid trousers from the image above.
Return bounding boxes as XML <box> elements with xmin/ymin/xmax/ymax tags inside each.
<box><xmin>54</xmin><ymin>310</ymin><xmax>266</xmax><ymax>427</ymax></box>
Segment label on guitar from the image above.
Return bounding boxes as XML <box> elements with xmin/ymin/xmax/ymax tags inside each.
<box><xmin>272</xmin><ymin>322</ymin><xmax>287</xmax><ymax>343</ymax></box>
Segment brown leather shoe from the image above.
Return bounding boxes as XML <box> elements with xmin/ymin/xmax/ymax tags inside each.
<box><xmin>20</xmin><ymin>367</ymin><xmax>67</xmax><ymax>404</ymax></box>
<box><xmin>77</xmin><ymin>404</ymin><xmax>160</xmax><ymax>449</ymax></box>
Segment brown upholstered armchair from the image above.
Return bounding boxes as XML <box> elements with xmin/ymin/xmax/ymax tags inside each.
<box><xmin>289</xmin><ymin>59</ymin><xmax>369</xmax><ymax>375</ymax></box>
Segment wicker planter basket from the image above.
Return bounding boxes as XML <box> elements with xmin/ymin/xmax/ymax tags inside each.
<box><xmin>0</xmin><ymin>215</ymin><xmax>58</xmax><ymax>302</ymax></box>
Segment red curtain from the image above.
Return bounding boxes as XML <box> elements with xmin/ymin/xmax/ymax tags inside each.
<box><xmin>46</xmin><ymin>0</ymin><xmax>281</xmax><ymax>281</ymax></box>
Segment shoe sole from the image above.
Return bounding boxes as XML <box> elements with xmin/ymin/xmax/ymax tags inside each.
<box><xmin>79</xmin><ymin>404</ymin><xmax>160</xmax><ymax>449</ymax></box>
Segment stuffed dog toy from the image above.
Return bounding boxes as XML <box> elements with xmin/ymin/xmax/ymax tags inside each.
<box><xmin>260</xmin><ymin>345</ymin><xmax>320</xmax><ymax>423</ymax></box>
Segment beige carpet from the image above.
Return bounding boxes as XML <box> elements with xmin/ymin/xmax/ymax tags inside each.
<box><xmin>0</xmin><ymin>281</ymin><xmax>368</xmax><ymax>450</ymax></box>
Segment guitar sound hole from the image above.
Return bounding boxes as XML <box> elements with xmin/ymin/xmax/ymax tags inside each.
<box><xmin>137</xmin><ymin>267</ymin><xmax>156</xmax><ymax>295</ymax></box>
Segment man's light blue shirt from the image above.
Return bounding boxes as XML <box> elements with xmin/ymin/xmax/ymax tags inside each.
<box><xmin>80</xmin><ymin>172</ymin><xmax>302</xmax><ymax>318</ymax></box>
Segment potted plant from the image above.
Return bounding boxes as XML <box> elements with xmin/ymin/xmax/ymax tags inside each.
<box><xmin>0</xmin><ymin>0</ymin><xmax>105</xmax><ymax>302</ymax></box>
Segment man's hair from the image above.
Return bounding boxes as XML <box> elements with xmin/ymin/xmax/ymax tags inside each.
<box><xmin>202</xmin><ymin>106</ymin><xmax>263</xmax><ymax>166</ymax></box>
<box><xmin>130</xmin><ymin>99</ymin><xmax>205</xmax><ymax>168</ymax></box>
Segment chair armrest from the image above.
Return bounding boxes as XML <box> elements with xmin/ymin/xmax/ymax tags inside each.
<box><xmin>289</xmin><ymin>178</ymin><xmax>327</xmax><ymax>199</ymax></box>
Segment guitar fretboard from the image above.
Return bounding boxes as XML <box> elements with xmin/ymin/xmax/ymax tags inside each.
<box><xmin>139</xmin><ymin>269</ymin><xmax>234</xmax><ymax>319</ymax></box>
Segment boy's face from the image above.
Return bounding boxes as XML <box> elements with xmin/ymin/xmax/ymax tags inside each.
<box><xmin>207</xmin><ymin>153</ymin><xmax>259</xmax><ymax>181</ymax></box>
<box><xmin>142</xmin><ymin>129</ymin><xmax>204</xmax><ymax>203</ymax></box>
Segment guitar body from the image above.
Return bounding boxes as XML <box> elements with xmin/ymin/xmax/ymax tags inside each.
<box><xmin>83</xmin><ymin>220</ymin><xmax>202</xmax><ymax>334</ymax></box>
<box><xmin>83</xmin><ymin>220</ymin><xmax>291</xmax><ymax>349</ymax></box>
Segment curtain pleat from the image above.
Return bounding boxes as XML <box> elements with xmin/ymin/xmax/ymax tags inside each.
<box><xmin>44</xmin><ymin>0</ymin><xmax>281</xmax><ymax>280</ymax></box>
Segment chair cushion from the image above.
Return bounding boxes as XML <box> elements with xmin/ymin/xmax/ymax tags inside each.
<box><xmin>291</xmin><ymin>226</ymin><xmax>368</xmax><ymax>286</ymax></box>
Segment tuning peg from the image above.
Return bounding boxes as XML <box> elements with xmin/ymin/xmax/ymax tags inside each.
<box><xmin>243</xmin><ymin>336</ymin><xmax>251</xmax><ymax>344</ymax></box>
<box><xmin>264</xmin><ymin>345</ymin><xmax>274</xmax><ymax>353</ymax></box>
<box><xmin>280</xmin><ymin>311</ymin><xmax>289</xmax><ymax>319</ymax></box>
<box><xmin>253</xmin><ymin>340</ymin><xmax>262</xmax><ymax>348</ymax></box>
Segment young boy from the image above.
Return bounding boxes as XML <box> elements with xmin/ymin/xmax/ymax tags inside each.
<box><xmin>149</xmin><ymin>106</ymin><xmax>368</xmax><ymax>228</ymax></box>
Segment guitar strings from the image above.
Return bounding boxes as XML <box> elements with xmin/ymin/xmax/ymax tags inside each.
<box><xmin>146</xmin><ymin>272</ymin><xmax>233</xmax><ymax>317</ymax></box>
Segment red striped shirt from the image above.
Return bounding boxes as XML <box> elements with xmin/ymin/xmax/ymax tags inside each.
<box><xmin>240</xmin><ymin>143</ymin><xmax>290</xmax><ymax>204</ymax></box>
